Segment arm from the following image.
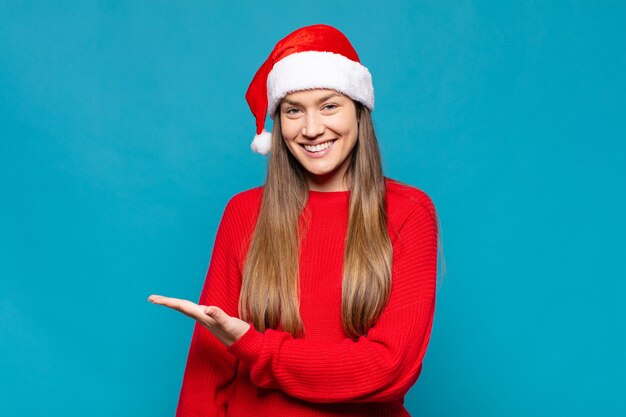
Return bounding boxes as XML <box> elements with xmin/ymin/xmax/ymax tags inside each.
<box><xmin>226</xmin><ymin>197</ymin><xmax>439</xmax><ymax>403</ymax></box>
<box><xmin>176</xmin><ymin>198</ymin><xmax>242</xmax><ymax>417</ymax></box>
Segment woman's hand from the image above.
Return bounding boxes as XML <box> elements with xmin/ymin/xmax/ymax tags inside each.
<box><xmin>147</xmin><ymin>294</ymin><xmax>250</xmax><ymax>347</ymax></box>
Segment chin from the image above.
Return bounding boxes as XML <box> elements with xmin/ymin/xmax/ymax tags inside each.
<box><xmin>302</xmin><ymin>161</ymin><xmax>337</xmax><ymax>175</ymax></box>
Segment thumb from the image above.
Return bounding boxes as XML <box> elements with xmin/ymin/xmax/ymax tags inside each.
<box><xmin>204</xmin><ymin>306</ymin><xmax>225</xmax><ymax>321</ymax></box>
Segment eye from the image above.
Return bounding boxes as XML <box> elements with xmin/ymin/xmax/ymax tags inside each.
<box><xmin>285</xmin><ymin>108</ymin><xmax>300</xmax><ymax>115</ymax></box>
<box><xmin>323</xmin><ymin>104</ymin><xmax>338</xmax><ymax>111</ymax></box>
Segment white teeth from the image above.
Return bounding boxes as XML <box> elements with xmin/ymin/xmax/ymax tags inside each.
<box><xmin>303</xmin><ymin>140</ymin><xmax>335</xmax><ymax>153</ymax></box>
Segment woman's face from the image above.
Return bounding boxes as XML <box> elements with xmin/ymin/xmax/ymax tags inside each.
<box><xmin>279</xmin><ymin>88</ymin><xmax>358</xmax><ymax>191</ymax></box>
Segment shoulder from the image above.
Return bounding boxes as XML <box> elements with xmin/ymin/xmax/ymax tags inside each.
<box><xmin>384</xmin><ymin>177</ymin><xmax>438</xmax><ymax>242</ymax></box>
<box><xmin>220</xmin><ymin>185</ymin><xmax>264</xmax><ymax>225</ymax></box>
<box><xmin>226</xmin><ymin>186</ymin><xmax>263</xmax><ymax>211</ymax></box>
<box><xmin>215</xmin><ymin>186</ymin><xmax>263</xmax><ymax>259</ymax></box>
<box><xmin>227</xmin><ymin>185</ymin><xmax>264</xmax><ymax>210</ymax></box>
<box><xmin>384</xmin><ymin>177</ymin><xmax>436</xmax><ymax>220</ymax></box>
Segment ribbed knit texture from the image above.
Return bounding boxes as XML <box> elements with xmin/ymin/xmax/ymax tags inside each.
<box><xmin>175</xmin><ymin>177</ymin><xmax>438</xmax><ymax>417</ymax></box>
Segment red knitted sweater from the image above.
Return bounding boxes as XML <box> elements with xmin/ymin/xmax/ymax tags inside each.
<box><xmin>176</xmin><ymin>177</ymin><xmax>438</xmax><ymax>417</ymax></box>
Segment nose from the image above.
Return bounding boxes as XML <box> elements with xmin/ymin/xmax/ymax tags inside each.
<box><xmin>302</xmin><ymin>113</ymin><xmax>326</xmax><ymax>138</ymax></box>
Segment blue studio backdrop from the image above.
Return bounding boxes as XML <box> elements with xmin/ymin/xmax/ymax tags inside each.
<box><xmin>1</xmin><ymin>1</ymin><xmax>624</xmax><ymax>416</ymax></box>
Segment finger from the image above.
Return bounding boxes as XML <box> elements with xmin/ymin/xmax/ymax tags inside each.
<box><xmin>149</xmin><ymin>295</ymin><xmax>204</xmax><ymax>320</ymax></box>
<box><xmin>148</xmin><ymin>294</ymin><xmax>178</xmax><ymax>304</ymax></box>
<box><xmin>204</xmin><ymin>306</ymin><xmax>230</xmax><ymax>325</ymax></box>
<box><xmin>149</xmin><ymin>295</ymin><xmax>187</xmax><ymax>308</ymax></box>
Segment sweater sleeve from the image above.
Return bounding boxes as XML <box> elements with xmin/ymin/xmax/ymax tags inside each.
<box><xmin>176</xmin><ymin>198</ymin><xmax>242</xmax><ymax>417</ymax></box>
<box><xmin>225</xmin><ymin>197</ymin><xmax>438</xmax><ymax>403</ymax></box>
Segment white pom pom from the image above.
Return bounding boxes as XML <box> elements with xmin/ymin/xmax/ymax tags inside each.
<box><xmin>250</xmin><ymin>129</ymin><xmax>272</xmax><ymax>155</ymax></box>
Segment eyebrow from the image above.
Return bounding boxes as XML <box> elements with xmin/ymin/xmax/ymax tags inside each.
<box><xmin>281</xmin><ymin>92</ymin><xmax>341</xmax><ymax>107</ymax></box>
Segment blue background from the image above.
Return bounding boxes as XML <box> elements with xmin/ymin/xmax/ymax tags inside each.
<box><xmin>1</xmin><ymin>1</ymin><xmax>624</xmax><ymax>416</ymax></box>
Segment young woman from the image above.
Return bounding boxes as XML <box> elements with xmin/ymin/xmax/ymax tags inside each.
<box><xmin>149</xmin><ymin>24</ymin><xmax>445</xmax><ymax>417</ymax></box>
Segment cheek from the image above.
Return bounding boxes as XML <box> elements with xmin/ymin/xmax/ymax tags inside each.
<box><xmin>280</xmin><ymin>118</ymin><xmax>300</xmax><ymax>141</ymax></box>
<box><xmin>327</xmin><ymin>115</ymin><xmax>357</xmax><ymax>136</ymax></box>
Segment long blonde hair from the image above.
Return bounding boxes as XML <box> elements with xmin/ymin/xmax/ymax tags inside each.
<box><xmin>238</xmin><ymin>101</ymin><xmax>393</xmax><ymax>340</ymax></box>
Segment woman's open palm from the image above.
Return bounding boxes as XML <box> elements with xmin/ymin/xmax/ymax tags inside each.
<box><xmin>148</xmin><ymin>295</ymin><xmax>250</xmax><ymax>347</ymax></box>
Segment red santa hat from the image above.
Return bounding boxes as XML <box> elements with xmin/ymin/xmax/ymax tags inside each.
<box><xmin>246</xmin><ymin>24</ymin><xmax>375</xmax><ymax>155</ymax></box>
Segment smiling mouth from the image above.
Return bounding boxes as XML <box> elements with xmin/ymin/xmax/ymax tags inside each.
<box><xmin>301</xmin><ymin>139</ymin><xmax>337</xmax><ymax>153</ymax></box>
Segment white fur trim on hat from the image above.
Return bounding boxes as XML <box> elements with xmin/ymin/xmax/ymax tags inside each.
<box><xmin>266</xmin><ymin>51</ymin><xmax>374</xmax><ymax>117</ymax></box>
<box><xmin>250</xmin><ymin>129</ymin><xmax>272</xmax><ymax>155</ymax></box>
